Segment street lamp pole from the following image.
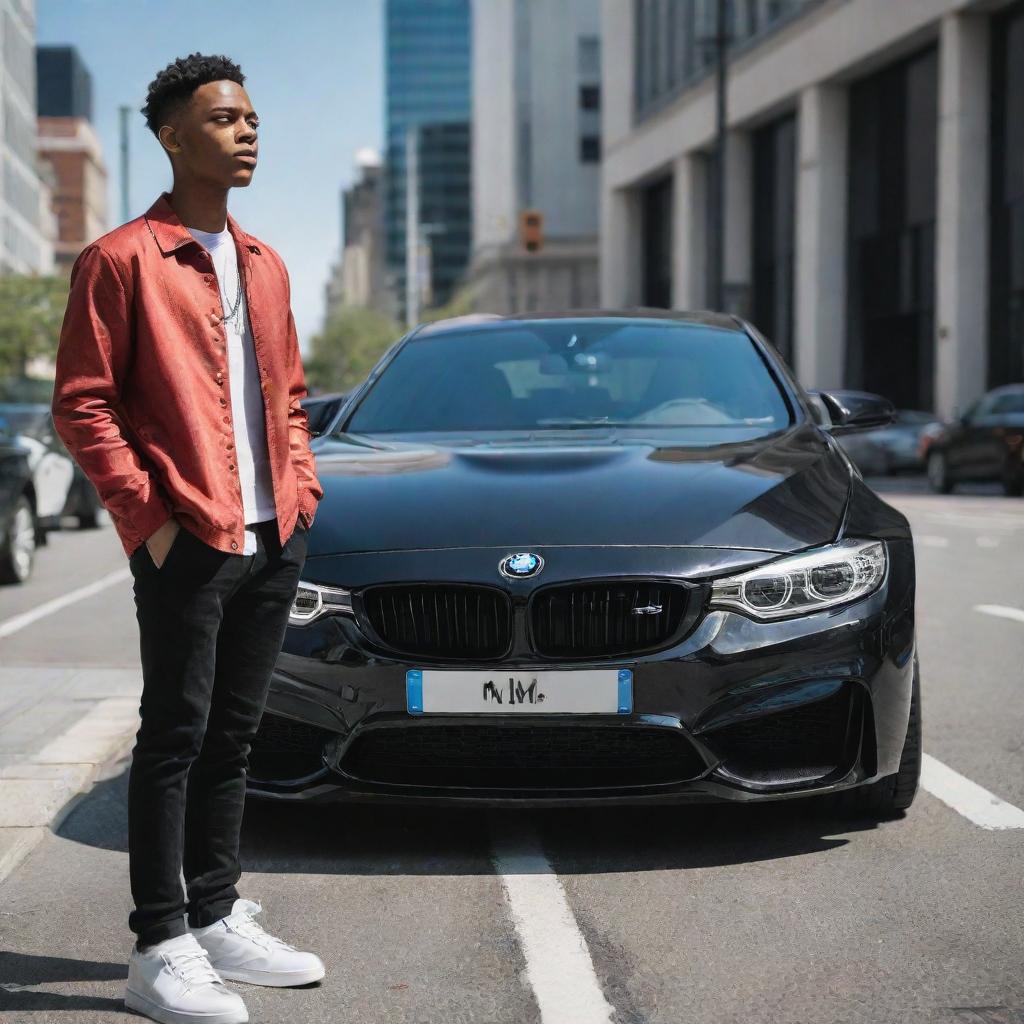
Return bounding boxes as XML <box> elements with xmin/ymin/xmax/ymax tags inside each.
<box><xmin>404</xmin><ymin>125</ymin><xmax>420</xmax><ymax>328</ymax></box>
<box><xmin>708</xmin><ymin>0</ymin><xmax>729</xmax><ymax>312</ymax></box>
<box><xmin>118</xmin><ymin>105</ymin><xmax>131</xmax><ymax>224</ymax></box>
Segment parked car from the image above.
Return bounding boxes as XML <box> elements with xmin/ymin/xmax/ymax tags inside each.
<box><xmin>0</xmin><ymin>404</ymin><xmax>76</xmax><ymax>537</ymax></box>
<box><xmin>926</xmin><ymin>383</ymin><xmax>1024</xmax><ymax>495</ymax></box>
<box><xmin>246</xmin><ymin>311</ymin><xmax>920</xmax><ymax>821</ymax></box>
<box><xmin>839</xmin><ymin>409</ymin><xmax>940</xmax><ymax>475</ymax></box>
<box><xmin>0</xmin><ymin>412</ymin><xmax>39</xmax><ymax>583</ymax></box>
<box><xmin>301</xmin><ymin>391</ymin><xmax>350</xmax><ymax>437</ymax></box>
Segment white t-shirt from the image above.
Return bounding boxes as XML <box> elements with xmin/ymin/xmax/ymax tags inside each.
<box><xmin>187</xmin><ymin>225</ymin><xmax>277</xmax><ymax>555</ymax></box>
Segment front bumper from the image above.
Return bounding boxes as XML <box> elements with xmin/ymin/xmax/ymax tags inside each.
<box><xmin>246</xmin><ymin>542</ymin><xmax>916</xmax><ymax>807</ymax></box>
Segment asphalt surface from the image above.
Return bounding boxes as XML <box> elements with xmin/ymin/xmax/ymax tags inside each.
<box><xmin>0</xmin><ymin>483</ymin><xmax>1022</xmax><ymax>1024</ymax></box>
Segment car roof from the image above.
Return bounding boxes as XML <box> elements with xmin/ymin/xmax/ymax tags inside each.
<box><xmin>415</xmin><ymin>308</ymin><xmax>744</xmax><ymax>337</ymax></box>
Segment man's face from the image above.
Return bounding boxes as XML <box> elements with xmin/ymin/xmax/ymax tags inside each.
<box><xmin>160</xmin><ymin>80</ymin><xmax>259</xmax><ymax>188</ymax></box>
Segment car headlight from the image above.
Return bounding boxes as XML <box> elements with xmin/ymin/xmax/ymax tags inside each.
<box><xmin>709</xmin><ymin>539</ymin><xmax>887</xmax><ymax>621</ymax></box>
<box><xmin>289</xmin><ymin>580</ymin><xmax>353</xmax><ymax>626</ymax></box>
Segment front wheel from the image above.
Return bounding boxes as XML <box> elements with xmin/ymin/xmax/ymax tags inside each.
<box><xmin>927</xmin><ymin>451</ymin><xmax>953</xmax><ymax>494</ymax></box>
<box><xmin>836</xmin><ymin>658</ymin><xmax>922</xmax><ymax>820</ymax></box>
<box><xmin>0</xmin><ymin>495</ymin><xmax>37</xmax><ymax>584</ymax></box>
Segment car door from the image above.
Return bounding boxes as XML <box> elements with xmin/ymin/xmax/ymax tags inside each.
<box><xmin>951</xmin><ymin>394</ymin><xmax>999</xmax><ymax>480</ymax></box>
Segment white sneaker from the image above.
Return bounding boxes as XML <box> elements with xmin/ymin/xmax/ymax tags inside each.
<box><xmin>124</xmin><ymin>931</ymin><xmax>249</xmax><ymax>1024</ymax></box>
<box><xmin>188</xmin><ymin>897</ymin><xmax>326</xmax><ymax>987</ymax></box>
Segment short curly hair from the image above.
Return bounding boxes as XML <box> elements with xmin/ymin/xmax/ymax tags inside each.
<box><xmin>141</xmin><ymin>53</ymin><xmax>245</xmax><ymax>136</ymax></box>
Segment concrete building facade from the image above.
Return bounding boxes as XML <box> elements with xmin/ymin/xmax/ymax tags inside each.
<box><xmin>469</xmin><ymin>0</ymin><xmax>601</xmax><ymax>314</ymax></box>
<box><xmin>0</xmin><ymin>0</ymin><xmax>53</xmax><ymax>274</ymax></box>
<box><xmin>600</xmin><ymin>0</ymin><xmax>1022</xmax><ymax>418</ymax></box>
<box><xmin>36</xmin><ymin>46</ymin><xmax>108</xmax><ymax>275</ymax></box>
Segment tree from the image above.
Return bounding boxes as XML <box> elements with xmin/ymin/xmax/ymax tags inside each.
<box><xmin>305</xmin><ymin>306</ymin><xmax>403</xmax><ymax>394</ymax></box>
<box><xmin>0</xmin><ymin>275</ymin><xmax>69</xmax><ymax>382</ymax></box>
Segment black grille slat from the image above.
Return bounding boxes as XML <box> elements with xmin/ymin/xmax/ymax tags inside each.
<box><xmin>531</xmin><ymin>581</ymin><xmax>689</xmax><ymax>658</ymax></box>
<box><xmin>362</xmin><ymin>584</ymin><xmax>512</xmax><ymax>660</ymax></box>
<box><xmin>341</xmin><ymin>724</ymin><xmax>707</xmax><ymax>789</ymax></box>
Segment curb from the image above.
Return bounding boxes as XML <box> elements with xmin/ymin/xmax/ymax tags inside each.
<box><xmin>0</xmin><ymin>697</ymin><xmax>140</xmax><ymax>885</ymax></box>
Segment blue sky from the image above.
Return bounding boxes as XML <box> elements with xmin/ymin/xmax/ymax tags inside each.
<box><xmin>38</xmin><ymin>0</ymin><xmax>384</xmax><ymax>348</ymax></box>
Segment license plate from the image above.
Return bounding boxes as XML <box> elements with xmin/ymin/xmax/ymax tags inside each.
<box><xmin>406</xmin><ymin>668</ymin><xmax>632</xmax><ymax>715</ymax></box>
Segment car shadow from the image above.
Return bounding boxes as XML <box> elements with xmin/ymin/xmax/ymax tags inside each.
<box><xmin>55</xmin><ymin>753</ymin><xmax>885</xmax><ymax>877</ymax></box>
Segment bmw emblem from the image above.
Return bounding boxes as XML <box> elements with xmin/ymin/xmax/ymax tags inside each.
<box><xmin>499</xmin><ymin>552</ymin><xmax>544</xmax><ymax>579</ymax></box>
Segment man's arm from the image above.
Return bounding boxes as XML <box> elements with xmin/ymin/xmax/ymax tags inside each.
<box><xmin>283</xmin><ymin>273</ymin><xmax>324</xmax><ymax>530</ymax></box>
<box><xmin>51</xmin><ymin>245</ymin><xmax>174</xmax><ymax>549</ymax></box>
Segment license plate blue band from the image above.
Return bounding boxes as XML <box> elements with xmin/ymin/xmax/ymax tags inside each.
<box><xmin>407</xmin><ymin>669</ymin><xmax>423</xmax><ymax>714</ymax></box>
<box><xmin>618</xmin><ymin>669</ymin><xmax>633</xmax><ymax>713</ymax></box>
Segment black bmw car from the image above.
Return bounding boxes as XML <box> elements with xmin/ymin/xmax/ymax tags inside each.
<box><xmin>247</xmin><ymin>311</ymin><xmax>920</xmax><ymax>819</ymax></box>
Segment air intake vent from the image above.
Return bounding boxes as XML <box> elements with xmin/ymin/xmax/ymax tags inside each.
<box><xmin>530</xmin><ymin>580</ymin><xmax>691</xmax><ymax>658</ymax></box>
<box><xmin>340</xmin><ymin>724</ymin><xmax>708</xmax><ymax>789</ymax></box>
<box><xmin>361</xmin><ymin>584</ymin><xmax>513</xmax><ymax>660</ymax></box>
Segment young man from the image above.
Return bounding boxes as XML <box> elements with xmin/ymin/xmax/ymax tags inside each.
<box><xmin>52</xmin><ymin>54</ymin><xmax>325</xmax><ymax>1024</ymax></box>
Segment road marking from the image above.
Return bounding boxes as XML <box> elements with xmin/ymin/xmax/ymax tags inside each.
<box><xmin>975</xmin><ymin>536</ymin><xmax>1000</xmax><ymax>548</ymax></box>
<box><xmin>915</xmin><ymin>535</ymin><xmax>950</xmax><ymax>548</ymax></box>
<box><xmin>0</xmin><ymin>567</ymin><xmax>131</xmax><ymax>640</ymax></box>
<box><xmin>490</xmin><ymin>823</ymin><xmax>614</xmax><ymax>1024</ymax></box>
<box><xmin>974</xmin><ymin>604</ymin><xmax>1024</xmax><ymax>625</ymax></box>
<box><xmin>922</xmin><ymin>754</ymin><xmax>1024</xmax><ymax>830</ymax></box>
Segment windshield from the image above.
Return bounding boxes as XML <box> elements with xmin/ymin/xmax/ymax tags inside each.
<box><xmin>341</xmin><ymin>319</ymin><xmax>792</xmax><ymax>437</ymax></box>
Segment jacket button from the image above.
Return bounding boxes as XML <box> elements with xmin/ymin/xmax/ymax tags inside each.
<box><xmin>219</xmin><ymin>398</ymin><xmax>227</xmax><ymax>406</ymax></box>
<box><xmin>226</xmin><ymin>442</ymin><xmax>234</xmax><ymax>449</ymax></box>
<box><xmin>231</xmin><ymin>541</ymin><xmax>238</xmax><ymax>549</ymax></box>
<box><xmin>228</xmin><ymin>463</ymin><xmax>235</xmax><ymax>471</ymax></box>
<box><xmin>222</xmin><ymin>416</ymin><xmax>229</xmax><ymax>423</ymax></box>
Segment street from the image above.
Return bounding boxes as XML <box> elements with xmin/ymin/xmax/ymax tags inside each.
<box><xmin>0</xmin><ymin>483</ymin><xmax>1022</xmax><ymax>1024</ymax></box>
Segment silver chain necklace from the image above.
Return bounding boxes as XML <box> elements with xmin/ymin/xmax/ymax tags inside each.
<box><xmin>219</xmin><ymin>259</ymin><xmax>243</xmax><ymax>324</ymax></box>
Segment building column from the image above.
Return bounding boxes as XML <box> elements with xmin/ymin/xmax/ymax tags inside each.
<box><xmin>935</xmin><ymin>12</ymin><xmax>989</xmax><ymax>420</ymax></box>
<box><xmin>723</xmin><ymin>130</ymin><xmax>753</xmax><ymax>317</ymax></box>
<box><xmin>671</xmin><ymin>153</ymin><xmax>708</xmax><ymax>310</ymax></box>
<box><xmin>600</xmin><ymin>185</ymin><xmax>642</xmax><ymax>307</ymax></box>
<box><xmin>794</xmin><ymin>84</ymin><xmax>847</xmax><ymax>390</ymax></box>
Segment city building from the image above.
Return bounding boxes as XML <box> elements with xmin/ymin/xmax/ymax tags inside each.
<box><xmin>324</xmin><ymin>148</ymin><xmax>390</xmax><ymax>321</ymax></box>
<box><xmin>383</xmin><ymin>0</ymin><xmax>472</xmax><ymax>322</ymax></box>
<box><xmin>469</xmin><ymin>0</ymin><xmax>601</xmax><ymax>314</ymax></box>
<box><xmin>36</xmin><ymin>45</ymin><xmax>108</xmax><ymax>274</ymax></box>
<box><xmin>0</xmin><ymin>0</ymin><xmax>54</xmax><ymax>274</ymax></box>
<box><xmin>600</xmin><ymin>0</ymin><xmax>1021</xmax><ymax>419</ymax></box>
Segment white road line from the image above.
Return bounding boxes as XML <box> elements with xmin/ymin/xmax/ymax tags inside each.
<box><xmin>915</xmin><ymin>535</ymin><xmax>950</xmax><ymax>548</ymax></box>
<box><xmin>975</xmin><ymin>536</ymin><xmax>1000</xmax><ymax>548</ymax></box>
<box><xmin>974</xmin><ymin>603</ymin><xmax>1024</xmax><ymax>625</ymax></box>
<box><xmin>922</xmin><ymin>754</ymin><xmax>1024</xmax><ymax>830</ymax></box>
<box><xmin>0</xmin><ymin>567</ymin><xmax>131</xmax><ymax>640</ymax></box>
<box><xmin>491</xmin><ymin>823</ymin><xmax>614</xmax><ymax>1024</ymax></box>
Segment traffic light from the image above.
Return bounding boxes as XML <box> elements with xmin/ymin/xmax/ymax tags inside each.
<box><xmin>520</xmin><ymin>209</ymin><xmax>544</xmax><ymax>253</ymax></box>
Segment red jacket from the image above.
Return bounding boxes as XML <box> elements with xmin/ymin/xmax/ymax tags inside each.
<box><xmin>52</xmin><ymin>193</ymin><xmax>323</xmax><ymax>558</ymax></box>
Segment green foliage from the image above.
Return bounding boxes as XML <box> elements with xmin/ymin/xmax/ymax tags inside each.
<box><xmin>419</xmin><ymin>282</ymin><xmax>480</xmax><ymax>324</ymax></box>
<box><xmin>0</xmin><ymin>275</ymin><xmax>69</xmax><ymax>381</ymax></box>
<box><xmin>305</xmin><ymin>306</ymin><xmax>403</xmax><ymax>394</ymax></box>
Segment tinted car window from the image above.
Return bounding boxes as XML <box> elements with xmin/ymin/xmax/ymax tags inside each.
<box><xmin>343</xmin><ymin>320</ymin><xmax>791</xmax><ymax>437</ymax></box>
<box><xmin>990</xmin><ymin>391</ymin><xmax>1024</xmax><ymax>415</ymax></box>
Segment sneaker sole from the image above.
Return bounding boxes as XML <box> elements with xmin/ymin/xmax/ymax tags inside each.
<box><xmin>124</xmin><ymin>986</ymin><xmax>249</xmax><ymax>1024</ymax></box>
<box><xmin>213</xmin><ymin>963</ymin><xmax>326</xmax><ymax>987</ymax></box>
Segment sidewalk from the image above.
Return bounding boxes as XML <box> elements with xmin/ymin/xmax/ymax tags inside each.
<box><xmin>0</xmin><ymin>664</ymin><xmax>142</xmax><ymax>881</ymax></box>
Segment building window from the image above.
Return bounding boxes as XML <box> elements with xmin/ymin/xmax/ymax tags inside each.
<box><xmin>752</xmin><ymin>113</ymin><xmax>797</xmax><ymax>363</ymax></box>
<box><xmin>580</xmin><ymin>135</ymin><xmax>601</xmax><ymax>163</ymax></box>
<box><xmin>580</xmin><ymin>84</ymin><xmax>601</xmax><ymax>111</ymax></box>
<box><xmin>846</xmin><ymin>46</ymin><xmax>938</xmax><ymax>411</ymax></box>
<box><xmin>989</xmin><ymin>1</ymin><xmax>1024</xmax><ymax>388</ymax></box>
<box><xmin>642</xmin><ymin>175</ymin><xmax>673</xmax><ymax>308</ymax></box>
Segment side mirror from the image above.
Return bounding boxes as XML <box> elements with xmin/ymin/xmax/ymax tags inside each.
<box><xmin>811</xmin><ymin>389</ymin><xmax>896</xmax><ymax>435</ymax></box>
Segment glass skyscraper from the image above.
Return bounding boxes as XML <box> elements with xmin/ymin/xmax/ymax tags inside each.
<box><xmin>384</xmin><ymin>0</ymin><xmax>472</xmax><ymax>322</ymax></box>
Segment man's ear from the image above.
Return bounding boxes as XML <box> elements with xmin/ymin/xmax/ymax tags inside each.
<box><xmin>157</xmin><ymin>124</ymin><xmax>181</xmax><ymax>156</ymax></box>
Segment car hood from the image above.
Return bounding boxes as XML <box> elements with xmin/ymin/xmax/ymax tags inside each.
<box><xmin>307</xmin><ymin>424</ymin><xmax>850</xmax><ymax>555</ymax></box>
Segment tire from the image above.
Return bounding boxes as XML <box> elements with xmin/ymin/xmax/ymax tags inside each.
<box><xmin>837</xmin><ymin>658</ymin><xmax>922</xmax><ymax>820</ymax></box>
<box><xmin>927</xmin><ymin>451</ymin><xmax>953</xmax><ymax>494</ymax></box>
<box><xmin>0</xmin><ymin>495</ymin><xmax>38</xmax><ymax>585</ymax></box>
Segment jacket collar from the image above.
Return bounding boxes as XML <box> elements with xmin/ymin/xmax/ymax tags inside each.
<box><xmin>143</xmin><ymin>192</ymin><xmax>262</xmax><ymax>258</ymax></box>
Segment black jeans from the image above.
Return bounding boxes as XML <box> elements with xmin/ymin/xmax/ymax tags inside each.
<box><xmin>126</xmin><ymin>517</ymin><xmax>307</xmax><ymax>949</ymax></box>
